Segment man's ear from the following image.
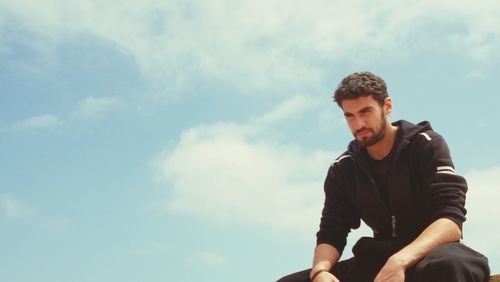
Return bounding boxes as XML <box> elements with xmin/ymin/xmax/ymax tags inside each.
<box><xmin>384</xmin><ymin>97</ymin><xmax>393</xmax><ymax>114</ymax></box>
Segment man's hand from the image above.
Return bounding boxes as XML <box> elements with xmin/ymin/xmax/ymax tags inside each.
<box><xmin>374</xmin><ymin>256</ymin><xmax>406</xmax><ymax>282</ymax></box>
<box><xmin>312</xmin><ymin>271</ymin><xmax>340</xmax><ymax>282</ymax></box>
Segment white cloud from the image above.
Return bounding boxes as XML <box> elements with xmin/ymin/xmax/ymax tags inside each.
<box><xmin>195</xmin><ymin>251</ymin><xmax>227</xmax><ymax>266</ymax></box>
<box><xmin>461</xmin><ymin>166</ymin><xmax>500</xmax><ymax>259</ymax></box>
<box><xmin>159</xmin><ymin>123</ymin><xmax>333</xmax><ymax>235</ymax></box>
<box><xmin>72</xmin><ymin>96</ymin><xmax>122</xmax><ymax>118</ymax></box>
<box><xmin>0</xmin><ymin>194</ymin><xmax>29</xmax><ymax>219</ymax></box>
<box><xmin>2</xmin><ymin>0</ymin><xmax>499</xmax><ymax>96</ymax></box>
<box><xmin>132</xmin><ymin>243</ymin><xmax>172</xmax><ymax>257</ymax></box>
<box><xmin>156</xmin><ymin>95</ymin><xmax>336</xmax><ymax>237</ymax></box>
<box><xmin>12</xmin><ymin>114</ymin><xmax>62</xmax><ymax>131</ymax></box>
<box><xmin>253</xmin><ymin>95</ymin><xmax>320</xmax><ymax>126</ymax></box>
<box><xmin>8</xmin><ymin>96</ymin><xmax>121</xmax><ymax>132</ymax></box>
<box><xmin>43</xmin><ymin>217</ymin><xmax>70</xmax><ymax>232</ymax></box>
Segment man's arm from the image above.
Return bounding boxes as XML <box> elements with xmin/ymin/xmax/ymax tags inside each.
<box><xmin>373</xmin><ymin>131</ymin><xmax>468</xmax><ymax>281</ymax></box>
<box><xmin>374</xmin><ymin>217</ymin><xmax>461</xmax><ymax>282</ymax></box>
<box><xmin>310</xmin><ymin>244</ymin><xmax>341</xmax><ymax>281</ymax></box>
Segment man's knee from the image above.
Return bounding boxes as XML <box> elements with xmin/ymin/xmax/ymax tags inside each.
<box><xmin>276</xmin><ymin>269</ymin><xmax>310</xmax><ymax>282</ymax></box>
<box><xmin>410</xmin><ymin>243</ymin><xmax>489</xmax><ymax>282</ymax></box>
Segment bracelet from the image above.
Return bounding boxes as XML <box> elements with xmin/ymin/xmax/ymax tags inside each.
<box><xmin>310</xmin><ymin>269</ymin><xmax>329</xmax><ymax>281</ymax></box>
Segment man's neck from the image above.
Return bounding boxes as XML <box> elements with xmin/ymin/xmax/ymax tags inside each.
<box><xmin>367</xmin><ymin>124</ymin><xmax>398</xmax><ymax>160</ymax></box>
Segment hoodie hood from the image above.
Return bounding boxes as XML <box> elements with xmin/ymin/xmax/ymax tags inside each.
<box><xmin>347</xmin><ymin>120</ymin><xmax>433</xmax><ymax>156</ymax></box>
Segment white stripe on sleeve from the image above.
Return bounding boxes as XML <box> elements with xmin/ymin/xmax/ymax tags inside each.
<box><xmin>419</xmin><ymin>132</ymin><xmax>432</xmax><ymax>141</ymax></box>
<box><xmin>437</xmin><ymin>166</ymin><xmax>456</xmax><ymax>175</ymax></box>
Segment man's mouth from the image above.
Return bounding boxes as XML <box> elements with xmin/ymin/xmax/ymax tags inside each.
<box><xmin>356</xmin><ymin>129</ymin><xmax>372</xmax><ymax>138</ymax></box>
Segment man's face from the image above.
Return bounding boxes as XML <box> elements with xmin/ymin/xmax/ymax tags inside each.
<box><xmin>341</xmin><ymin>96</ymin><xmax>390</xmax><ymax>148</ymax></box>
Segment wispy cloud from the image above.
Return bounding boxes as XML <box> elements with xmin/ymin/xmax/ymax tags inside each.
<box><xmin>0</xmin><ymin>194</ymin><xmax>30</xmax><ymax>219</ymax></box>
<box><xmin>252</xmin><ymin>95</ymin><xmax>320</xmax><ymax>126</ymax></box>
<box><xmin>72</xmin><ymin>96</ymin><xmax>122</xmax><ymax>118</ymax></box>
<box><xmin>43</xmin><ymin>217</ymin><xmax>71</xmax><ymax>232</ymax></box>
<box><xmin>132</xmin><ymin>243</ymin><xmax>172</xmax><ymax>257</ymax></box>
<box><xmin>194</xmin><ymin>251</ymin><xmax>227</xmax><ymax>266</ymax></box>
<box><xmin>8</xmin><ymin>96</ymin><xmax>122</xmax><ymax>132</ymax></box>
<box><xmin>11</xmin><ymin>114</ymin><xmax>63</xmax><ymax>131</ymax></box>
<box><xmin>2</xmin><ymin>0</ymin><xmax>499</xmax><ymax>97</ymax></box>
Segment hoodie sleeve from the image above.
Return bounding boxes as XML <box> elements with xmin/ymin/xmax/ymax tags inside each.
<box><xmin>416</xmin><ymin>131</ymin><xmax>467</xmax><ymax>230</ymax></box>
<box><xmin>316</xmin><ymin>161</ymin><xmax>360</xmax><ymax>255</ymax></box>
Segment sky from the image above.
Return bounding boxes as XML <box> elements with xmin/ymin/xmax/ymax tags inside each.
<box><xmin>1</xmin><ymin>1</ymin><xmax>499</xmax><ymax>281</ymax></box>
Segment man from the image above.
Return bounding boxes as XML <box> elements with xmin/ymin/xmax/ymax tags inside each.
<box><xmin>277</xmin><ymin>72</ymin><xmax>490</xmax><ymax>282</ymax></box>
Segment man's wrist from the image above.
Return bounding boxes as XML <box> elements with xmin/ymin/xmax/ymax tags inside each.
<box><xmin>389</xmin><ymin>252</ymin><xmax>413</xmax><ymax>270</ymax></box>
<box><xmin>310</xmin><ymin>268</ymin><xmax>329</xmax><ymax>281</ymax></box>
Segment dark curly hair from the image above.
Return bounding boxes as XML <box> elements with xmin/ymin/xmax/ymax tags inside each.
<box><xmin>333</xmin><ymin>72</ymin><xmax>388</xmax><ymax>108</ymax></box>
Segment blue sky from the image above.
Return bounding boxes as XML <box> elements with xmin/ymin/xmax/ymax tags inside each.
<box><xmin>1</xmin><ymin>1</ymin><xmax>499</xmax><ymax>281</ymax></box>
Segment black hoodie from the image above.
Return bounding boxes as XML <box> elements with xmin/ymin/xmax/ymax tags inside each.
<box><xmin>316</xmin><ymin>120</ymin><xmax>467</xmax><ymax>256</ymax></box>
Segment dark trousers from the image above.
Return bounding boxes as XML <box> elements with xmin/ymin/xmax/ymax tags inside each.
<box><xmin>277</xmin><ymin>243</ymin><xmax>490</xmax><ymax>282</ymax></box>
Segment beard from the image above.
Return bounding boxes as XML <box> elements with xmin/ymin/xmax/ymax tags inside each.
<box><xmin>354</xmin><ymin>113</ymin><xmax>387</xmax><ymax>148</ymax></box>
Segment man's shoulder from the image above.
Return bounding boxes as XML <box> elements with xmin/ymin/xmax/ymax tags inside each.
<box><xmin>409</xmin><ymin>128</ymin><xmax>447</xmax><ymax>150</ymax></box>
<box><xmin>330</xmin><ymin>152</ymin><xmax>353</xmax><ymax>168</ymax></box>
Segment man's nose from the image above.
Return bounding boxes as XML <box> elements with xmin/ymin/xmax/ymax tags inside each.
<box><xmin>353</xmin><ymin>117</ymin><xmax>366</xmax><ymax>130</ymax></box>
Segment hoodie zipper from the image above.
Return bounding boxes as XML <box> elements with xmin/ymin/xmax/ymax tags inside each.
<box><xmin>392</xmin><ymin>215</ymin><xmax>397</xmax><ymax>238</ymax></box>
<box><xmin>371</xmin><ymin>165</ymin><xmax>398</xmax><ymax>239</ymax></box>
<box><xmin>366</xmin><ymin>167</ymin><xmax>398</xmax><ymax>239</ymax></box>
<box><xmin>356</xmin><ymin>155</ymin><xmax>398</xmax><ymax>239</ymax></box>
<box><xmin>386</xmin><ymin>153</ymin><xmax>398</xmax><ymax>239</ymax></box>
